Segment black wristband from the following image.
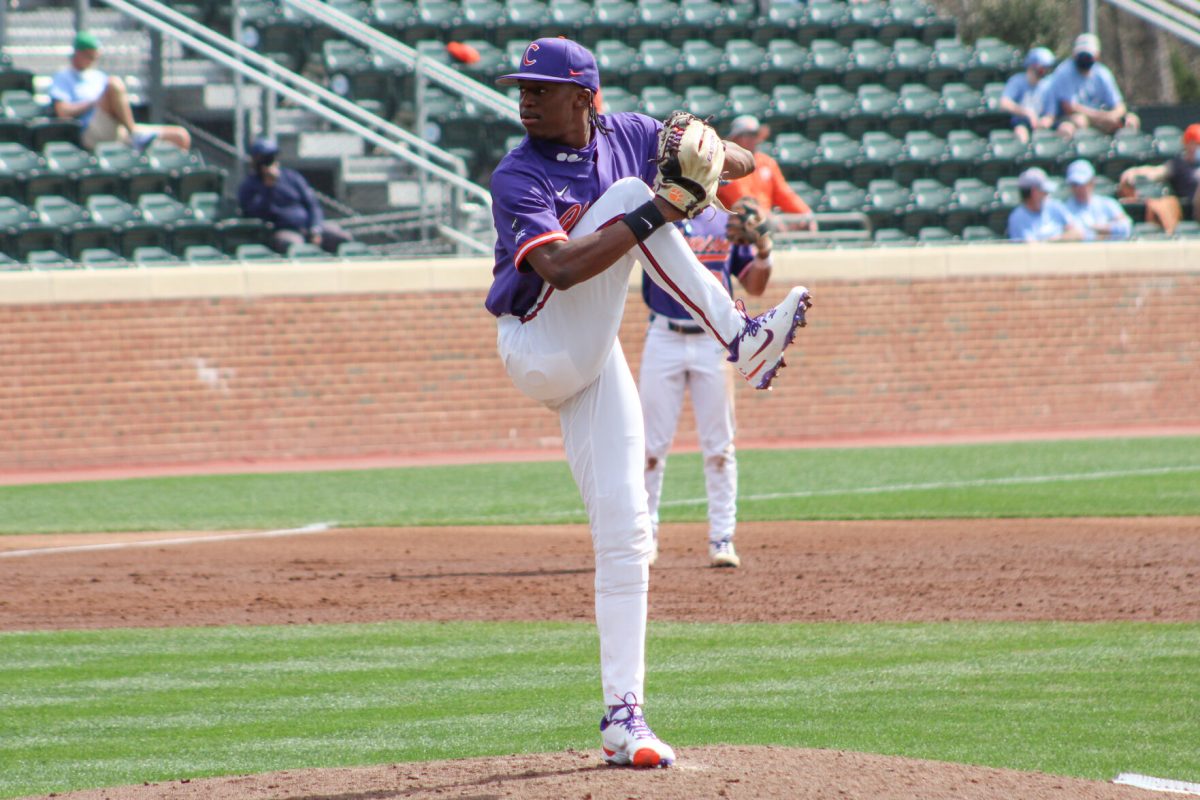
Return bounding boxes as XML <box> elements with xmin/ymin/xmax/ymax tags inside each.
<box><xmin>622</xmin><ymin>200</ymin><xmax>668</xmax><ymax>243</ymax></box>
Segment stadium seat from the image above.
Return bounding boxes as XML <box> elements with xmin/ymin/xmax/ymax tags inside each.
<box><xmin>853</xmin><ymin>131</ymin><xmax>904</xmax><ymax>187</ymax></box>
<box><xmin>727</xmin><ymin>85</ymin><xmax>771</xmax><ymax>119</ymax></box>
<box><xmin>676</xmin><ymin>0</ymin><xmax>730</xmax><ymax>46</ymax></box>
<box><xmin>132</xmin><ymin>245</ymin><xmax>181</xmax><ymax>266</ymax></box>
<box><xmin>772</xmin><ymin>133</ymin><xmax>819</xmax><ymax>180</ymax></box>
<box><xmin>928</xmin><ymin>39</ymin><xmax>972</xmax><ymax>90</ymax></box>
<box><xmin>590</xmin><ymin>0</ymin><xmax>638</xmax><ymax>48</ymax></box>
<box><xmin>184</xmin><ymin>245</ymin><xmax>233</xmax><ymax>264</ymax></box>
<box><xmin>0</xmin><ymin>250</ymin><xmax>22</xmax><ymax>270</ymax></box>
<box><xmin>371</xmin><ymin>0</ymin><xmax>419</xmax><ymax>36</ymax></box>
<box><xmin>630</xmin><ymin>0</ymin><xmax>680</xmax><ymax>44</ymax></box>
<box><xmin>117</xmin><ymin>221</ymin><xmax>171</xmax><ymax>258</ymax></box>
<box><xmin>810</xmin><ymin>132</ymin><xmax>859</xmax><ymax>188</ymax></box>
<box><xmin>1105</xmin><ymin>132</ymin><xmax>1156</xmax><ymax>181</ymax></box>
<box><xmin>1153</xmin><ymin>125</ymin><xmax>1183</xmax><ymax>159</ymax></box>
<box><xmin>1025</xmin><ymin>130</ymin><xmax>1071</xmax><ymax>173</ymax></box>
<box><xmin>878</xmin><ymin>0</ymin><xmax>928</xmax><ymax>45</ymax></box>
<box><xmin>757</xmin><ymin>0</ymin><xmax>808</xmax><ymax>45</ymax></box>
<box><xmin>1132</xmin><ymin>221</ymin><xmax>1168</xmax><ymax>240</ymax></box>
<box><xmin>595</xmin><ymin>40</ymin><xmax>639</xmax><ymax>89</ymax></box>
<box><xmin>720</xmin><ymin>40</ymin><xmax>767</xmax><ymax>93</ymax></box>
<box><xmin>807</xmin><ymin>85</ymin><xmax>855</xmax><ymax>139</ymax></box>
<box><xmin>35</xmin><ymin>194</ymin><xmax>87</xmax><ymax>227</ymax></box>
<box><xmin>842</xmin><ymin>1</ymin><xmax>889</xmax><ymax>45</ymax></box>
<box><xmin>965</xmin><ymin>37</ymin><xmax>1020</xmax><ymax>90</ymax></box>
<box><xmin>407</xmin><ymin>0</ymin><xmax>460</xmax><ymax>41</ymax></box>
<box><xmin>683</xmin><ymin>86</ymin><xmax>728</xmax><ymax>121</ymax></box>
<box><xmin>236</xmin><ymin>243</ymin><xmax>282</xmax><ymax>261</ymax></box>
<box><xmin>820</xmin><ymin>180</ymin><xmax>867</xmax><ymax>214</ymax></box>
<box><xmin>0</xmin><ymin>90</ymin><xmax>42</xmax><ymax>122</ymax></box>
<box><xmin>218</xmin><ymin>218</ymin><xmax>271</xmax><ymax>252</ymax></box>
<box><xmin>917</xmin><ymin>226</ymin><xmax>958</xmax><ymax>244</ymax></box>
<box><xmin>761</xmin><ymin>40</ymin><xmax>810</xmax><ymax>93</ymax></box>
<box><xmin>599</xmin><ymin>86</ymin><xmax>639</xmax><ymax>114</ymax></box>
<box><xmin>1071</xmin><ymin>129</ymin><xmax>1112</xmax><ymax>162</ymax></box>
<box><xmin>86</xmin><ymin>194</ymin><xmax>140</xmax><ymax>226</ymax></box>
<box><xmin>79</xmin><ymin>247</ymin><xmax>127</xmax><ymax>268</ymax></box>
<box><xmin>935</xmin><ymin>129</ymin><xmax>988</xmax><ymax>185</ymax></box>
<box><xmin>981</xmin><ymin>130</ymin><xmax>1027</xmax><ymax>185</ymax></box>
<box><xmin>936</xmin><ymin>82</ymin><xmax>983</xmax><ymax>138</ymax></box>
<box><xmin>187</xmin><ymin>192</ymin><xmax>226</xmax><ymax>222</ymax></box>
<box><xmin>137</xmin><ymin>193</ymin><xmax>191</xmax><ymax>225</ymax></box>
<box><xmin>895</xmin><ymin>130</ymin><xmax>945</xmax><ymax>185</ymax></box>
<box><xmin>766</xmin><ymin>85</ymin><xmax>813</xmax><ymax>135</ymax></box>
<box><xmin>802</xmin><ymin>39</ymin><xmax>850</xmax><ymax>93</ymax></box>
<box><xmin>905</xmin><ymin>178</ymin><xmax>954</xmax><ymax>236</ymax></box>
<box><xmin>873</xmin><ymin>227</ymin><xmax>915</xmax><ymax>246</ymax></box>
<box><xmin>890</xmin><ymin>83</ymin><xmax>941</xmax><ymax>138</ymax></box>
<box><xmin>961</xmin><ymin>224</ymin><xmax>1001</xmax><ymax>242</ymax></box>
<box><xmin>548</xmin><ymin>0</ymin><xmax>596</xmax><ymax>46</ymax></box>
<box><xmin>888</xmin><ymin>38</ymin><xmax>933</xmax><ymax>91</ymax></box>
<box><xmin>632</xmin><ymin>40</ymin><xmax>682</xmax><ymax>94</ymax></box>
<box><xmin>337</xmin><ymin>240</ymin><xmax>375</xmax><ymax>258</ymax></box>
<box><xmin>849</xmin><ymin>84</ymin><xmax>898</xmax><ymax>140</ymax></box>
<box><xmin>786</xmin><ymin>179</ymin><xmax>822</xmax><ymax>211</ymax></box>
<box><xmin>287</xmin><ymin>242</ymin><xmax>329</xmax><ymax>260</ymax></box>
<box><xmin>25</xmin><ymin>249</ymin><xmax>75</xmax><ymax>269</ymax></box>
<box><xmin>675</xmin><ymin>39</ymin><xmax>725</xmax><ymax>93</ymax></box>
<box><xmin>27</xmin><ymin>119</ymin><xmax>81</xmax><ymax>152</ymax></box>
<box><xmin>0</xmin><ymin>66</ymin><xmax>34</xmax><ymax>94</ymax></box>
<box><xmin>453</xmin><ymin>0</ymin><xmax>502</xmax><ymax>42</ymax></box>
<box><xmin>984</xmin><ymin>176</ymin><xmax>1022</xmax><ymax>233</ymax></box>
<box><xmin>1173</xmin><ymin>220</ymin><xmax>1200</xmax><ymax>239</ymax></box>
<box><xmin>917</xmin><ymin>11</ymin><xmax>958</xmax><ymax>44</ymax></box>
<box><xmin>639</xmin><ymin>87</ymin><xmax>685</xmax><ymax>120</ymax></box>
<box><xmin>945</xmin><ymin>177</ymin><xmax>994</xmax><ymax>233</ymax></box>
<box><xmin>799</xmin><ymin>1</ymin><xmax>851</xmax><ymax>46</ymax></box>
<box><xmin>844</xmin><ymin>39</ymin><xmax>891</xmax><ymax>92</ymax></box>
<box><xmin>169</xmin><ymin>220</ymin><xmax>219</xmax><ymax>255</ymax></box>
<box><xmin>863</xmin><ymin>178</ymin><xmax>911</xmax><ymax>231</ymax></box>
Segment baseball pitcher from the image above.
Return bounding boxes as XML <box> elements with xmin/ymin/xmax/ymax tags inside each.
<box><xmin>485</xmin><ymin>37</ymin><xmax>812</xmax><ymax>769</ymax></box>
<box><xmin>640</xmin><ymin>197</ymin><xmax>774</xmax><ymax>569</ymax></box>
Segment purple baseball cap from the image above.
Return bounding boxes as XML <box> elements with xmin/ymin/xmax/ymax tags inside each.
<box><xmin>496</xmin><ymin>37</ymin><xmax>600</xmax><ymax>93</ymax></box>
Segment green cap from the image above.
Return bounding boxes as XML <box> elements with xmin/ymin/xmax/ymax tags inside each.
<box><xmin>73</xmin><ymin>31</ymin><xmax>100</xmax><ymax>52</ymax></box>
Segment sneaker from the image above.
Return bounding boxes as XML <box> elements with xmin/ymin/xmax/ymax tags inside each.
<box><xmin>600</xmin><ymin>693</ymin><xmax>675</xmax><ymax>768</ymax></box>
<box><xmin>709</xmin><ymin>537</ymin><xmax>740</xmax><ymax>568</ymax></box>
<box><xmin>728</xmin><ymin>286</ymin><xmax>812</xmax><ymax>390</ymax></box>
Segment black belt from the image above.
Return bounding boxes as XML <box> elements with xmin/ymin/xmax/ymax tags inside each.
<box><xmin>668</xmin><ymin>320</ymin><xmax>705</xmax><ymax>334</ymax></box>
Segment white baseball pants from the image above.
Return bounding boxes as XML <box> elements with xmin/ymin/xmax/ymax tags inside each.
<box><xmin>496</xmin><ymin>177</ymin><xmax>744</xmax><ymax>704</ymax></box>
<box><xmin>639</xmin><ymin>322</ymin><xmax>738</xmax><ymax>544</ymax></box>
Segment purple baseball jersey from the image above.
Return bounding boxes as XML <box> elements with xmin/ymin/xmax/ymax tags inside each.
<box><xmin>641</xmin><ymin>209</ymin><xmax>754</xmax><ymax>319</ymax></box>
<box><xmin>485</xmin><ymin>111</ymin><xmax>661</xmax><ymax>318</ymax></box>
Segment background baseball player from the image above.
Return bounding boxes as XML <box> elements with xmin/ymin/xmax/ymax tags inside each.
<box><xmin>640</xmin><ymin>197</ymin><xmax>774</xmax><ymax>569</ymax></box>
<box><xmin>485</xmin><ymin>38</ymin><xmax>812</xmax><ymax>769</ymax></box>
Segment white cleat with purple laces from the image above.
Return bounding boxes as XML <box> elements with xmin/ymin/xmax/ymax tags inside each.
<box><xmin>600</xmin><ymin>693</ymin><xmax>676</xmax><ymax>768</ymax></box>
<box><xmin>728</xmin><ymin>285</ymin><xmax>812</xmax><ymax>390</ymax></box>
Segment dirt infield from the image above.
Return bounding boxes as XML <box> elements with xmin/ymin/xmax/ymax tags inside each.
<box><xmin>4</xmin><ymin>517</ymin><xmax>1198</xmax><ymax>799</ymax></box>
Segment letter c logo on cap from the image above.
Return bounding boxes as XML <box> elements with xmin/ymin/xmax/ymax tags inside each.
<box><xmin>523</xmin><ymin>42</ymin><xmax>539</xmax><ymax>66</ymax></box>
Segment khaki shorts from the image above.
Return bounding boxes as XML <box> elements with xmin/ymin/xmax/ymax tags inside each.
<box><xmin>82</xmin><ymin>109</ymin><xmax>167</xmax><ymax>150</ymax></box>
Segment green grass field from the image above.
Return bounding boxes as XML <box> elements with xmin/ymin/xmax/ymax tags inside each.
<box><xmin>1</xmin><ymin>436</ymin><xmax>1198</xmax><ymax>798</ymax></box>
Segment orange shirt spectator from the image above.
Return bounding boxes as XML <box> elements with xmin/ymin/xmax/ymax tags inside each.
<box><xmin>716</xmin><ymin>115</ymin><xmax>815</xmax><ymax>229</ymax></box>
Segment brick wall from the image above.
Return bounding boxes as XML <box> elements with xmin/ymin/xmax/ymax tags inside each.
<box><xmin>1</xmin><ymin>265</ymin><xmax>1197</xmax><ymax>471</ymax></box>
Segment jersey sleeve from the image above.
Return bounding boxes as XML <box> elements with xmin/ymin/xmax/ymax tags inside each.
<box><xmin>490</xmin><ymin>164</ymin><xmax>567</xmax><ymax>273</ymax></box>
<box><xmin>767</xmin><ymin>157</ymin><xmax>810</xmax><ymax>214</ymax></box>
<box><xmin>1001</xmin><ymin>74</ymin><xmax>1023</xmax><ymax>102</ymax></box>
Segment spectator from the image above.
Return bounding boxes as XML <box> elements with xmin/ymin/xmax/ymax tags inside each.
<box><xmin>1007</xmin><ymin>167</ymin><xmax>1084</xmax><ymax>242</ymax></box>
<box><xmin>999</xmin><ymin>47</ymin><xmax>1057</xmax><ymax>144</ymax></box>
<box><xmin>238</xmin><ymin>137</ymin><xmax>353</xmax><ymax>255</ymax></box>
<box><xmin>1049</xmin><ymin>33</ymin><xmax>1140</xmax><ymax>138</ymax></box>
<box><xmin>716</xmin><ymin>115</ymin><xmax>817</xmax><ymax>231</ymax></box>
<box><xmin>49</xmin><ymin>31</ymin><xmax>191</xmax><ymax>152</ymax></box>
<box><xmin>1063</xmin><ymin>159</ymin><xmax>1131</xmax><ymax>241</ymax></box>
<box><xmin>1119</xmin><ymin>123</ymin><xmax>1200</xmax><ymax>224</ymax></box>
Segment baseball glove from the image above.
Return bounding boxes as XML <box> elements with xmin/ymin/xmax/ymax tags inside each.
<box><xmin>725</xmin><ymin>195</ymin><xmax>772</xmax><ymax>252</ymax></box>
<box><xmin>654</xmin><ymin>110</ymin><xmax>725</xmax><ymax>218</ymax></box>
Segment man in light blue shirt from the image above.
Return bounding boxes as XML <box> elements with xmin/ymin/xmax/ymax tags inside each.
<box><xmin>999</xmin><ymin>47</ymin><xmax>1057</xmax><ymax>144</ymax></box>
<box><xmin>1048</xmin><ymin>33</ymin><xmax>1140</xmax><ymax>137</ymax></box>
<box><xmin>49</xmin><ymin>31</ymin><xmax>191</xmax><ymax>151</ymax></box>
<box><xmin>1007</xmin><ymin>167</ymin><xmax>1085</xmax><ymax>242</ymax></box>
<box><xmin>1063</xmin><ymin>159</ymin><xmax>1132</xmax><ymax>241</ymax></box>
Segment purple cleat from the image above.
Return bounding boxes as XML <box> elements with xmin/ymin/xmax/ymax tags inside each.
<box><xmin>728</xmin><ymin>286</ymin><xmax>811</xmax><ymax>390</ymax></box>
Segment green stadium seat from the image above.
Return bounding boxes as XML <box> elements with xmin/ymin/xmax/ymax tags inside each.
<box><xmin>79</xmin><ymin>247</ymin><xmax>127</xmax><ymax>268</ymax></box>
<box><xmin>853</xmin><ymin>131</ymin><xmax>904</xmax><ymax>187</ymax></box>
<box><xmin>1</xmin><ymin>90</ymin><xmax>43</xmax><ymax>122</ymax></box>
<box><xmin>917</xmin><ymin>11</ymin><xmax>957</xmax><ymax>45</ymax></box>
<box><xmin>864</xmin><ymin>179</ymin><xmax>911</xmax><ymax>231</ymax></box>
<box><xmin>0</xmin><ymin>66</ymin><xmax>34</xmax><ymax>94</ymax></box>
<box><xmin>1153</xmin><ymin>125</ymin><xmax>1183</xmax><ymax>159</ymax></box>
<box><xmin>677</xmin><ymin>0</ymin><xmax>731</xmax><ymax>46</ymax></box>
<box><xmin>600</xmin><ymin>86</ymin><xmax>639</xmax><ymax>114</ymax></box>
<box><xmin>184</xmin><ymin>245</ymin><xmax>233</xmax><ymax>264</ymax></box>
<box><xmin>905</xmin><ymin>178</ymin><xmax>954</xmax><ymax>235</ymax></box>
<box><xmin>0</xmin><ymin>250</ymin><xmax>23</xmax><ymax>270</ymax></box>
<box><xmin>27</xmin><ymin>119</ymin><xmax>81</xmax><ymax>151</ymax></box>
<box><xmin>802</xmin><ymin>39</ymin><xmax>850</xmax><ymax>92</ymax></box>
<box><xmin>895</xmin><ymin>130</ymin><xmax>945</xmax><ymax>185</ymax></box>
<box><xmin>86</xmin><ymin>194</ymin><xmax>140</xmax><ymax>226</ymax></box>
<box><xmin>640</xmin><ymin>87</ymin><xmax>685</xmax><ymax>120</ymax></box>
<box><xmin>240</xmin><ymin>8</ymin><xmax>310</xmax><ymax>72</ymax></box>
<box><xmin>35</xmin><ymin>194</ymin><xmax>87</xmax><ymax>227</ymax></box>
<box><xmin>371</xmin><ymin>0</ymin><xmax>418</xmax><ymax>36</ymax></box>
<box><xmin>961</xmin><ymin>225</ymin><xmax>1001</xmax><ymax>242</ymax></box>
<box><xmin>408</xmin><ymin>0</ymin><xmax>460</xmax><ymax>41</ymax></box>
<box><xmin>169</xmin><ymin>220</ymin><xmax>219</xmax><ymax>255</ymax></box>
<box><xmin>1071</xmin><ymin>129</ymin><xmax>1112</xmax><ymax>162</ymax></box>
<box><xmin>810</xmin><ymin>132</ymin><xmax>858</xmax><ymax>188</ymax></box>
<box><xmin>799</xmin><ymin>1</ymin><xmax>850</xmax><ymax>46</ymax></box>
<box><xmin>889</xmin><ymin>83</ymin><xmax>940</xmax><ymax>138</ymax></box>
<box><xmin>879</xmin><ymin>0</ymin><xmax>929</xmax><ymax>45</ymax></box>
<box><xmin>842</xmin><ymin>1</ymin><xmax>889</xmax><ymax>46</ymax></box>
<box><xmin>807</xmin><ymin>84</ymin><xmax>855</xmax><ymax>139</ymax></box>
<box><xmin>236</xmin><ymin>243</ymin><xmax>282</xmax><ymax>261</ymax></box>
<box><xmin>337</xmin><ymin>240</ymin><xmax>376</xmax><ymax>259</ymax></box>
<box><xmin>945</xmin><ymin>177</ymin><xmax>994</xmax><ymax>233</ymax></box>
<box><xmin>595</xmin><ymin>40</ymin><xmax>639</xmax><ymax>89</ymax></box>
<box><xmin>1173</xmin><ymin>220</ymin><xmax>1200</xmax><ymax>239</ymax></box>
<box><xmin>820</xmin><ymin>180</ymin><xmax>867</xmax><ymax>214</ymax></box>
<box><xmin>761</xmin><ymin>40</ymin><xmax>810</xmax><ymax>92</ymax></box>
<box><xmin>758</xmin><ymin>0</ymin><xmax>808</xmax><ymax>46</ymax></box>
<box><xmin>786</xmin><ymin>179</ymin><xmax>822</xmax><ymax>211</ymax></box>
<box><xmin>133</xmin><ymin>245</ymin><xmax>181</xmax><ymax>266</ymax></box>
<box><xmin>766</xmin><ymin>85</ymin><xmax>813</xmax><ymax>135</ymax></box>
<box><xmin>115</xmin><ymin>220</ymin><xmax>170</xmax><ymax>258</ymax></box>
<box><xmin>683</xmin><ymin>86</ymin><xmax>727</xmax><ymax>121</ymax></box>
<box><xmin>548</xmin><ymin>0</ymin><xmax>596</xmax><ymax>46</ymax></box>
<box><xmin>0</xmin><ymin>117</ymin><xmax>29</xmax><ymax>148</ymax></box>
<box><xmin>630</xmin><ymin>0</ymin><xmax>680</xmax><ymax>44</ymax></box>
<box><xmin>888</xmin><ymin>38</ymin><xmax>933</xmax><ymax>91</ymax></box>
<box><xmin>727</xmin><ymin>85</ymin><xmax>771</xmax><ymax>118</ymax></box>
<box><xmin>187</xmin><ymin>192</ymin><xmax>226</xmax><ymax>222</ymax></box>
<box><xmin>287</xmin><ymin>242</ymin><xmax>329</xmax><ymax>260</ymax></box>
<box><xmin>974</xmin><ymin>82</ymin><xmax>1012</xmax><ymax>134</ymax></box>
<box><xmin>934</xmin><ymin>128</ymin><xmax>988</xmax><ymax>185</ymax></box>
<box><xmin>137</xmin><ymin>193</ymin><xmax>190</xmax><ymax>225</ymax></box>
<box><xmin>677</xmin><ymin>40</ymin><xmax>725</xmax><ymax>94</ymax></box>
<box><xmin>26</xmin><ymin>249</ymin><xmax>75</xmax><ymax>269</ymax></box>
<box><xmin>845</xmin><ymin>39</ymin><xmax>891</xmax><ymax>92</ymax></box>
<box><xmin>873</xmin><ymin>227</ymin><xmax>916</xmax><ymax>246</ymax></box>
<box><xmin>1132</xmin><ymin>221</ymin><xmax>1168</xmax><ymax>240</ymax></box>
<box><xmin>772</xmin><ymin>133</ymin><xmax>819</xmax><ymax>180</ymax></box>
<box><xmin>632</xmin><ymin>40</ymin><xmax>682</xmax><ymax>94</ymax></box>
<box><xmin>985</xmin><ymin>176</ymin><xmax>1021</xmax><ymax>233</ymax></box>
<box><xmin>13</xmin><ymin>224</ymin><xmax>66</xmax><ymax>261</ymax></box>
<box><xmin>1105</xmin><ymin>131</ymin><xmax>1156</xmax><ymax>181</ymax></box>
<box><xmin>454</xmin><ymin>0</ymin><xmax>503</xmax><ymax>42</ymax></box>
<box><xmin>720</xmin><ymin>40</ymin><xmax>767</xmax><ymax>93</ymax></box>
<box><xmin>936</xmin><ymin>82</ymin><xmax>983</xmax><ymax>137</ymax></box>
<box><xmin>218</xmin><ymin>218</ymin><xmax>271</xmax><ymax>252</ymax></box>
<box><xmin>928</xmin><ymin>39</ymin><xmax>972</xmax><ymax>91</ymax></box>
<box><xmin>590</xmin><ymin>0</ymin><xmax>638</xmax><ymax>47</ymax></box>
<box><xmin>849</xmin><ymin>84</ymin><xmax>898</xmax><ymax>140</ymax></box>
<box><xmin>981</xmin><ymin>129</ymin><xmax>1027</xmax><ymax>185</ymax></box>
<box><xmin>1025</xmin><ymin>130</ymin><xmax>1071</xmax><ymax>173</ymax></box>
<box><xmin>917</xmin><ymin>226</ymin><xmax>958</xmax><ymax>244</ymax></box>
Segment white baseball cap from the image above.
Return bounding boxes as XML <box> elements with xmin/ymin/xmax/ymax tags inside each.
<box><xmin>1065</xmin><ymin>159</ymin><xmax>1096</xmax><ymax>185</ymax></box>
<box><xmin>728</xmin><ymin>115</ymin><xmax>761</xmax><ymax>137</ymax></box>
<box><xmin>1073</xmin><ymin>33</ymin><xmax>1100</xmax><ymax>56</ymax></box>
<box><xmin>1017</xmin><ymin>167</ymin><xmax>1055</xmax><ymax>192</ymax></box>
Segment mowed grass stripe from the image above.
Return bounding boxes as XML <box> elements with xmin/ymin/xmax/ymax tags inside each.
<box><xmin>1</xmin><ymin>622</ymin><xmax>1198</xmax><ymax>798</ymax></box>
<box><xmin>1</xmin><ymin>436</ymin><xmax>1197</xmax><ymax>534</ymax></box>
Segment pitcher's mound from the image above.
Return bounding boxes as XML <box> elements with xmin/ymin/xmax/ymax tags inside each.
<box><xmin>27</xmin><ymin>746</ymin><xmax>1167</xmax><ymax>799</ymax></box>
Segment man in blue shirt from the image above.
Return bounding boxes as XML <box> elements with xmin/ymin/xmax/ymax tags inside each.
<box><xmin>1063</xmin><ymin>159</ymin><xmax>1132</xmax><ymax>241</ymax></box>
<box><xmin>1048</xmin><ymin>33</ymin><xmax>1140</xmax><ymax>137</ymax></box>
<box><xmin>1007</xmin><ymin>167</ymin><xmax>1085</xmax><ymax>242</ymax></box>
<box><xmin>237</xmin><ymin>138</ymin><xmax>353</xmax><ymax>254</ymax></box>
<box><xmin>49</xmin><ymin>32</ymin><xmax>191</xmax><ymax>152</ymax></box>
<box><xmin>999</xmin><ymin>47</ymin><xmax>1057</xmax><ymax>144</ymax></box>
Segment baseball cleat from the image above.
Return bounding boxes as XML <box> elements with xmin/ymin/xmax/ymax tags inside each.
<box><xmin>709</xmin><ymin>537</ymin><xmax>740</xmax><ymax>568</ymax></box>
<box><xmin>600</xmin><ymin>693</ymin><xmax>676</xmax><ymax>768</ymax></box>
<box><xmin>727</xmin><ymin>286</ymin><xmax>811</xmax><ymax>390</ymax></box>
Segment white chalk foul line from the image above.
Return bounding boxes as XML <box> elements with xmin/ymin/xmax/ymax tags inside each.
<box><xmin>0</xmin><ymin>522</ymin><xmax>335</xmax><ymax>559</ymax></box>
<box><xmin>1114</xmin><ymin>772</ymin><xmax>1200</xmax><ymax>796</ymax></box>
<box><xmin>658</xmin><ymin>464</ymin><xmax>1200</xmax><ymax>509</ymax></box>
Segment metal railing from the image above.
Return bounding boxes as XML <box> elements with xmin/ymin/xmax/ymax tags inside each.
<box><xmin>94</xmin><ymin>0</ymin><xmax>497</xmax><ymax>254</ymax></box>
<box><xmin>1089</xmin><ymin>0</ymin><xmax>1200</xmax><ymax>48</ymax></box>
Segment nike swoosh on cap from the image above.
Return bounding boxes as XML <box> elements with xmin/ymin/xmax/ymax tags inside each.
<box><xmin>569</xmin><ymin>69</ymin><xmax>584</xmax><ymax>76</ymax></box>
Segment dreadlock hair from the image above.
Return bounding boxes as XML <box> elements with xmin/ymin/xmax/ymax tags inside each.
<box><xmin>588</xmin><ymin>92</ymin><xmax>612</xmax><ymax>136</ymax></box>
